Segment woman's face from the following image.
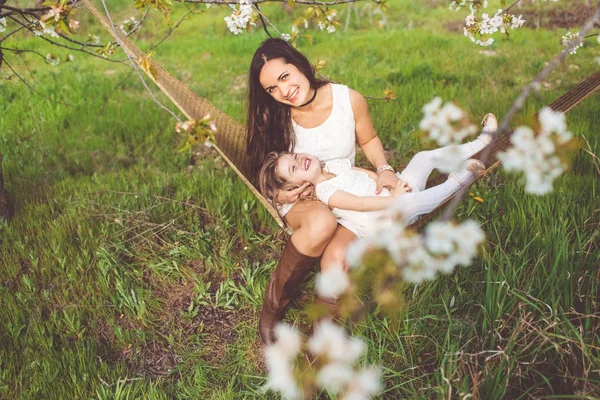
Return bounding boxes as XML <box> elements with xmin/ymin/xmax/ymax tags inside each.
<box><xmin>276</xmin><ymin>153</ymin><xmax>320</xmax><ymax>185</ymax></box>
<box><xmin>259</xmin><ymin>58</ymin><xmax>312</xmax><ymax>106</ymax></box>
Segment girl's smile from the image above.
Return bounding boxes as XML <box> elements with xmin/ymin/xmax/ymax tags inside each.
<box><xmin>276</xmin><ymin>153</ymin><xmax>321</xmax><ymax>185</ymax></box>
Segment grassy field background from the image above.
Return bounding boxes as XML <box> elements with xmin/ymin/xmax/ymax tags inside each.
<box><xmin>0</xmin><ymin>0</ymin><xmax>599</xmax><ymax>398</ymax></box>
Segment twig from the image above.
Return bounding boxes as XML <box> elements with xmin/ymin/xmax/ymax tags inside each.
<box><xmin>7</xmin><ymin>14</ymin><xmax>130</xmax><ymax>64</ymax></box>
<box><xmin>2</xmin><ymin>58</ymin><xmax>73</xmax><ymax>106</ymax></box>
<box><xmin>440</xmin><ymin>7</ymin><xmax>600</xmax><ymax>221</ymax></box>
<box><xmin>98</xmin><ymin>0</ymin><xmax>183</xmax><ymax>123</ymax></box>
<box><xmin>181</xmin><ymin>0</ymin><xmax>361</xmax><ymax>5</ymax></box>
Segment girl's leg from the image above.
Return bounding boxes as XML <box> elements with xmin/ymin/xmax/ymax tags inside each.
<box><xmin>259</xmin><ymin>201</ymin><xmax>338</xmax><ymax>344</ymax></box>
<box><xmin>398</xmin><ymin>114</ymin><xmax>497</xmax><ymax>192</ymax></box>
<box><xmin>396</xmin><ymin>159</ymin><xmax>485</xmax><ymax>225</ymax></box>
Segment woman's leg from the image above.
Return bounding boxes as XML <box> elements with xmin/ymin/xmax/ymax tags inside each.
<box><xmin>396</xmin><ymin>160</ymin><xmax>485</xmax><ymax>225</ymax></box>
<box><xmin>399</xmin><ymin>114</ymin><xmax>497</xmax><ymax>192</ymax></box>
<box><xmin>313</xmin><ymin>225</ymin><xmax>357</xmax><ymax>322</ymax></box>
<box><xmin>321</xmin><ymin>224</ymin><xmax>357</xmax><ymax>273</ymax></box>
<box><xmin>259</xmin><ymin>200</ymin><xmax>338</xmax><ymax>344</ymax></box>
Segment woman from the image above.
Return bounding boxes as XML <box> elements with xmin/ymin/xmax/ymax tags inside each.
<box><xmin>246</xmin><ymin>38</ymin><xmax>493</xmax><ymax>344</ymax></box>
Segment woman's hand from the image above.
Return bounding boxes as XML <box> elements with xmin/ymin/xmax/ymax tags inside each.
<box><xmin>276</xmin><ymin>181</ymin><xmax>313</xmax><ymax>204</ymax></box>
<box><xmin>375</xmin><ymin>170</ymin><xmax>400</xmax><ymax>194</ymax></box>
<box><xmin>392</xmin><ymin>181</ymin><xmax>412</xmax><ymax>198</ymax></box>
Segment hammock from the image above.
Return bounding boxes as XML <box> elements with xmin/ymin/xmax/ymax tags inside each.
<box><xmin>82</xmin><ymin>0</ymin><xmax>600</xmax><ymax>232</ymax></box>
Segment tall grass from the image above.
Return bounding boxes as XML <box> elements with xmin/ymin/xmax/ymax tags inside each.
<box><xmin>0</xmin><ymin>0</ymin><xmax>598</xmax><ymax>398</ymax></box>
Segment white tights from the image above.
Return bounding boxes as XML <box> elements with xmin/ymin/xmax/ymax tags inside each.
<box><xmin>394</xmin><ymin>137</ymin><xmax>488</xmax><ymax>225</ymax></box>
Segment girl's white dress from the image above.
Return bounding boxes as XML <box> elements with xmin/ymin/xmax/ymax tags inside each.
<box><xmin>316</xmin><ymin>159</ymin><xmax>392</xmax><ymax>238</ymax></box>
<box><xmin>315</xmin><ymin>158</ymin><xmax>481</xmax><ymax>239</ymax></box>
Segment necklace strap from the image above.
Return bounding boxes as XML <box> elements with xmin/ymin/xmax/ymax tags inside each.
<box><xmin>298</xmin><ymin>88</ymin><xmax>318</xmax><ymax>107</ymax></box>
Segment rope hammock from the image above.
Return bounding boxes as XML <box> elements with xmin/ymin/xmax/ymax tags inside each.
<box><xmin>82</xmin><ymin>0</ymin><xmax>600</xmax><ymax>232</ymax></box>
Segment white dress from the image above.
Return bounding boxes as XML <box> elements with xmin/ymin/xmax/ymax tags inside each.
<box><xmin>316</xmin><ymin>159</ymin><xmax>393</xmax><ymax>238</ymax></box>
<box><xmin>279</xmin><ymin>84</ymin><xmax>356</xmax><ymax>217</ymax></box>
<box><xmin>314</xmin><ymin>157</ymin><xmax>484</xmax><ymax>239</ymax></box>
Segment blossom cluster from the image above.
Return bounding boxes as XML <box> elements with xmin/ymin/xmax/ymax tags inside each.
<box><xmin>347</xmin><ymin>220</ymin><xmax>485</xmax><ymax>284</ymax></box>
<box><xmin>497</xmin><ymin>107</ymin><xmax>573</xmax><ymax>195</ymax></box>
<box><xmin>120</xmin><ymin>17</ymin><xmax>141</xmax><ymax>36</ymax></box>
<box><xmin>175</xmin><ymin>115</ymin><xmax>217</xmax><ymax>151</ymax></box>
<box><xmin>449</xmin><ymin>0</ymin><xmax>488</xmax><ymax>13</ymax></box>
<box><xmin>420</xmin><ymin>97</ymin><xmax>478</xmax><ymax>147</ymax></box>
<box><xmin>0</xmin><ymin>17</ymin><xmax>6</xmax><ymax>33</ymax></box>
<box><xmin>463</xmin><ymin>9</ymin><xmax>525</xmax><ymax>46</ymax></box>
<box><xmin>561</xmin><ymin>31</ymin><xmax>583</xmax><ymax>55</ymax></box>
<box><xmin>287</xmin><ymin>8</ymin><xmax>339</xmax><ymax>44</ymax></box>
<box><xmin>33</xmin><ymin>22</ymin><xmax>60</xmax><ymax>39</ymax></box>
<box><xmin>45</xmin><ymin>53</ymin><xmax>60</xmax><ymax>66</ymax></box>
<box><xmin>224</xmin><ymin>0</ymin><xmax>255</xmax><ymax>35</ymax></box>
<box><xmin>265</xmin><ymin>323</ymin><xmax>381</xmax><ymax>400</ymax></box>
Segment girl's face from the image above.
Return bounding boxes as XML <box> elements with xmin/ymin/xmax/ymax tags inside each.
<box><xmin>276</xmin><ymin>153</ymin><xmax>320</xmax><ymax>185</ymax></box>
<box><xmin>259</xmin><ymin>58</ymin><xmax>312</xmax><ymax>106</ymax></box>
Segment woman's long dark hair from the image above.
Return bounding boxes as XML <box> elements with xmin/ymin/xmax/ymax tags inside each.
<box><xmin>246</xmin><ymin>38</ymin><xmax>328</xmax><ymax>179</ymax></box>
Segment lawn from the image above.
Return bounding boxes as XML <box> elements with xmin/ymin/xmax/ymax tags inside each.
<box><xmin>0</xmin><ymin>0</ymin><xmax>598</xmax><ymax>398</ymax></box>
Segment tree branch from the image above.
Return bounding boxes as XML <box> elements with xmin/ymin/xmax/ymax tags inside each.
<box><xmin>181</xmin><ymin>0</ymin><xmax>362</xmax><ymax>5</ymax></box>
<box><xmin>98</xmin><ymin>0</ymin><xmax>182</xmax><ymax>123</ymax></box>
<box><xmin>440</xmin><ymin>7</ymin><xmax>600</xmax><ymax>221</ymax></box>
<box><xmin>2</xmin><ymin>58</ymin><xmax>73</xmax><ymax>106</ymax></box>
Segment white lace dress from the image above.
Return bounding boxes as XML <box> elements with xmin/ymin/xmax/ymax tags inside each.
<box><xmin>315</xmin><ymin>159</ymin><xmax>393</xmax><ymax>238</ymax></box>
<box><xmin>279</xmin><ymin>83</ymin><xmax>356</xmax><ymax>217</ymax></box>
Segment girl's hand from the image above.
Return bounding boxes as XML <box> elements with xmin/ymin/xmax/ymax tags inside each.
<box><xmin>392</xmin><ymin>181</ymin><xmax>412</xmax><ymax>197</ymax></box>
<box><xmin>276</xmin><ymin>181</ymin><xmax>312</xmax><ymax>204</ymax></box>
<box><xmin>375</xmin><ymin>170</ymin><xmax>400</xmax><ymax>194</ymax></box>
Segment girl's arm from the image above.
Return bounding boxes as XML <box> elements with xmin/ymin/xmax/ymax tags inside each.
<box><xmin>349</xmin><ymin>89</ymin><xmax>400</xmax><ymax>193</ymax></box>
<box><xmin>328</xmin><ymin>190</ymin><xmax>393</xmax><ymax>212</ymax></box>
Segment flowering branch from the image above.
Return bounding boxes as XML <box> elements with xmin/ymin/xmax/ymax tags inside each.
<box><xmin>440</xmin><ymin>6</ymin><xmax>600</xmax><ymax>219</ymax></box>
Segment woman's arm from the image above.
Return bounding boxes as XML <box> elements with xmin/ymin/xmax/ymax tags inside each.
<box><xmin>349</xmin><ymin>89</ymin><xmax>400</xmax><ymax>193</ymax></box>
<box><xmin>328</xmin><ymin>190</ymin><xmax>393</xmax><ymax>212</ymax></box>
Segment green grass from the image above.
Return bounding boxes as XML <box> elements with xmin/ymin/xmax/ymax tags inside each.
<box><xmin>1</xmin><ymin>0</ymin><xmax>599</xmax><ymax>398</ymax></box>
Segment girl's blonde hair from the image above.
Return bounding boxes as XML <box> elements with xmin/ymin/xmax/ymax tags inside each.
<box><xmin>257</xmin><ymin>151</ymin><xmax>296</xmax><ymax>205</ymax></box>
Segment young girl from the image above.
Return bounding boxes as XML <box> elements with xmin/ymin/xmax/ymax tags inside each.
<box><xmin>259</xmin><ymin>152</ymin><xmax>486</xmax><ymax>239</ymax></box>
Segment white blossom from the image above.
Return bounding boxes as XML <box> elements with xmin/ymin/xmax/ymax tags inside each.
<box><xmin>308</xmin><ymin>320</ymin><xmax>365</xmax><ymax>364</ymax></box>
<box><xmin>0</xmin><ymin>17</ymin><xmax>7</xmax><ymax>33</ymax></box>
<box><xmin>316</xmin><ymin>265</ymin><xmax>350</xmax><ymax>299</ymax></box>
<box><xmin>345</xmin><ymin>237</ymin><xmax>375</xmax><ymax>269</ymax></box>
<box><xmin>316</xmin><ymin>362</ymin><xmax>354</xmax><ymax>393</ymax></box>
<box><xmin>419</xmin><ymin>97</ymin><xmax>477</xmax><ymax>146</ymax></box>
<box><xmin>425</xmin><ymin>221</ymin><xmax>456</xmax><ymax>254</ymax></box>
<box><xmin>45</xmin><ymin>53</ymin><xmax>60</xmax><ymax>66</ymax></box>
<box><xmin>224</xmin><ymin>0</ymin><xmax>253</xmax><ymax>35</ymax></box>
<box><xmin>327</xmin><ymin>25</ymin><xmax>336</xmax><ymax>33</ymax></box>
<box><xmin>498</xmin><ymin>109</ymin><xmax>572</xmax><ymax>195</ymax></box>
<box><xmin>88</xmin><ymin>34</ymin><xmax>100</xmax><ymax>45</ymax></box>
<box><xmin>264</xmin><ymin>324</ymin><xmax>302</xmax><ymax>400</ymax></box>
<box><xmin>561</xmin><ymin>31</ymin><xmax>583</xmax><ymax>55</ymax></box>
<box><xmin>343</xmin><ymin>367</ymin><xmax>382</xmax><ymax>400</ymax></box>
<box><xmin>281</xmin><ymin>33</ymin><xmax>291</xmax><ymax>41</ymax></box>
<box><xmin>120</xmin><ymin>17</ymin><xmax>140</xmax><ymax>35</ymax></box>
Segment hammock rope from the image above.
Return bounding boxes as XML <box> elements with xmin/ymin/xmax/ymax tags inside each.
<box><xmin>83</xmin><ymin>0</ymin><xmax>600</xmax><ymax>232</ymax></box>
